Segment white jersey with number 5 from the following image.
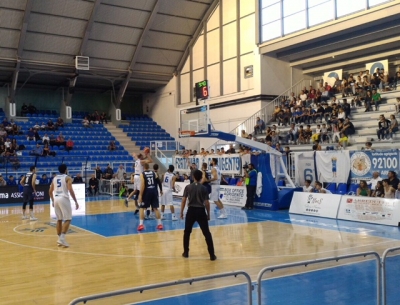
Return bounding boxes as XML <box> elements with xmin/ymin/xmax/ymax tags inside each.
<box><xmin>162</xmin><ymin>172</ymin><xmax>174</xmax><ymax>190</ymax></box>
<box><xmin>134</xmin><ymin>159</ymin><xmax>143</xmax><ymax>175</ymax></box>
<box><xmin>53</xmin><ymin>174</ymin><xmax>69</xmax><ymax>198</ymax></box>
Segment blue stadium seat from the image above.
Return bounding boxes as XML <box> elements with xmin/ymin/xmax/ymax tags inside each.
<box><xmin>326</xmin><ymin>183</ymin><xmax>337</xmax><ymax>194</ymax></box>
<box><xmin>336</xmin><ymin>183</ymin><xmax>348</xmax><ymax>195</ymax></box>
<box><xmin>349</xmin><ymin>184</ymin><xmax>358</xmax><ymax>194</ymax></box>
<box><xmin>229</xmin><ymin>178</ymin><xmax>237</xmax><ymax>185</ymax></box>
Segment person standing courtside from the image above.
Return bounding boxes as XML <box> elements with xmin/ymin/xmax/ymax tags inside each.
<box><xmin>160</xmin><ymin>165</ymin><xmax>177</xmax><ymax>221</ymax></box>
<box><xmin>242</xmin><ymin>163</ymin><xmax>257</xmax><ymax>210</ymax></box>
<box><xmin>125</xmin><ymin>152</ymin><xmax>152</xmax><ymax>214</ymax></box>
<box><xmin>210</xmin><ymin>158</ymin><xmax>227</xmax><ymax>218</ymax></box>
<box><xmin>180</xmin><ymin>169</ymin><xmax>216</xmax><ymax>261</ymax></box>
<box><xmin>49</xmin><ymin>164</ymin><xmax>79</xmax><ymax>247</ymax></box>
<box><xmin>137</xmin><ymin>163</ymin><xmax>163</xmax><ymax>231</ymax></box>
<box><xmin>21</xmin><ymin>166</ymin><xmax>38</xmax><ymax>220</ymax></box>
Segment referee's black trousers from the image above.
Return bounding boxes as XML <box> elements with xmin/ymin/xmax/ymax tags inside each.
<box><xmin>245</xmin><ymin>185</ymin><xmax>256</xmax><ymax>208</ymax></box>
<box><xmin>183</xmin><ymin>207</ymin><xmax>215</xmax><ymax>256</ymax></box>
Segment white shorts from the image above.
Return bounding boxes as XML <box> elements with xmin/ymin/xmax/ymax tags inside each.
<box><xmin>160</xmin><ymin>188</ymin><xmax>173</xmax><ymax>206</ymax></box>
<box><xmin>133</xmin><ymin>175</ymin><xmax>141</xmax><ymax>191</ymax></box>
<box><xmin>54</xmin><ymin>196</ymin><xmax>72</xmax><ymax>221</ymax></box>
<box><xmin>210</xmin><ymin>185</ymin><xmax>220</xmax><ymax>202</ymax></box>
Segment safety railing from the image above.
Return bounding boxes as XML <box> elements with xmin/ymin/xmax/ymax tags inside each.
<box><xmin>208</xmin><ymin>79</ymin><xmax>313</xmax><ymax>150</ymax></box>
<box><xmin>69</xmin><ymin>270</ymin><xmax>253</xmax><ymax>305</ymax></box>
<box><xmin>256</xmin><ymin>251</ymin><xmax>381</xmax><ymax>305</ymax></box>
<box><xmin>381</xmin><ymin>246</ymin><xmax>400</xmax><ymax>305</ymax></box>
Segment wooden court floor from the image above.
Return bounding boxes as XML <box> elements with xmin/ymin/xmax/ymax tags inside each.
<box><xmin>0</xmin><ymin>197</ymin><xmax>400</xmax><ymax>305</ymax></box>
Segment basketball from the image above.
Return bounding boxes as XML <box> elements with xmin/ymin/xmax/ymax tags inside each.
<box><xmin>144</xmin><ymin>147</ymin><xmax>150</xmax><ymax>154</ymax></box>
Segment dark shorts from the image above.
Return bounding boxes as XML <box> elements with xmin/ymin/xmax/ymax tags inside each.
<box><xmin>23</xmin><ymin>188</ymin><xmax>34</xmax><ymax>202</ymax></box>
<box><xmin>140</xmin><ymin>190</ymin><xmax>159</xmax><ymax>209</ymax></box>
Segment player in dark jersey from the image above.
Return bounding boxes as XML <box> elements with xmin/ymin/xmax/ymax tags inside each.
<box><xmin>21</xmin><ymin>166</ymin><xmax>38</xmax><ymax>220</ymax></box>
<box><xmin>201</xmin><ymin>162</ymin><xmax>211</xmax><ymax>195</ymax></box>
<box><xmin>137</xmin><ymin>163</ymin><xmax>163</xmax><ymax>231</ymax></box>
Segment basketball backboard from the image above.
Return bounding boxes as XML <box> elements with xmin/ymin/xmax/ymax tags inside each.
<box><xmin>179</xmin><ymin>104</ymin><xmax>210</xmax><ymax>137</ymax></box>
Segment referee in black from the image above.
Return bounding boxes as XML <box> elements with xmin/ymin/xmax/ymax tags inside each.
<box><xmin>180</xmin><ymin>169</ymin><xmax>216</xmax><ymax>261</ymax></box>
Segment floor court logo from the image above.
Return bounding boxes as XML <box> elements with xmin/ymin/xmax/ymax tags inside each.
<box><xmin>350</xmin><ymin>152</ymin><xmax>371</xmax><ymax>176</ymax></box>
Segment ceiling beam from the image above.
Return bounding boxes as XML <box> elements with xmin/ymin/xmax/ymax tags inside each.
<box><xmin>9</xmin><ymin>0</ymin><xmax>33</xmax><ymax>103</ymax></box>
<box><xmin>65</xmin><ymin>0</ymin><xmax>102</xmax><ymax>105</ymax></box>
<box><xmin>176</xmin><ymin>0</ymin><xmax>219</xmax><ymax>73</ymax></box>
<box><xmin>115</xmin><ymin>0</ymin><xmax>160</xmax><ymax>108</ymax></box>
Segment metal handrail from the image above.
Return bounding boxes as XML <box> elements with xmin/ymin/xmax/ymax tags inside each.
<box><xmin>381</xmin><ymin>246</ymin><xmax>400</xmax><ymax>305</ymax></box>
<box><xmin>256</xmin><ymin>251</ymin><xmax>381</xmax><ymax>305</ymax></box>
<box><xmin>69</xmin><ymin>270</ymin><xmax>253</xmax><ymax>305</ymax></box>
<box><xmin>208</xmin><ymin>79</ymin><xmax>312</xmax><ymax>149</ymax></box>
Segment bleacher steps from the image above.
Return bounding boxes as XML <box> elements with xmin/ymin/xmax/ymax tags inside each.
<box><xmin>103</xmin><ymin>123</ymin><xmax>141</xmax><ymax>154</ymax></box>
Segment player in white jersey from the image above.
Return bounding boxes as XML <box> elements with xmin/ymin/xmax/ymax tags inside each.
<box><xmin>49</xmin><ymin>164</ymin><xmax>79</xmax><ymax>247</ymax></box>
<box><xmin>160</xmin><ymin>165</ymin><xmax>177</xmax><ymax>221</ymax></box>
<box><xmin>125</xmin><ymin>151</ymin><xmax>153</xmax><ymax>213</ymax></box>
<box><xmin>210</xmin><ymin>158</ymin><xmax>227</xmax><ymax>219</ymax></box>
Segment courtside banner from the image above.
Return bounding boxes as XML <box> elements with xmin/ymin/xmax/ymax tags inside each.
<box><xmin>173</xmin><ymin>181</ymin><xmax>190</xmax><ymax>197</ymax></box>
<box><xmin>316</xmin><ymin>150</ymin><xmax>350</xmax><ymax>184</ymax></box>
<box><xmin>289</xmin><ymin>192</ymin><xmax>341</xmax><ymax>219</ymax></box>
<box><xmin>50</xmin><ymin>183</ymin><xmax>86</xmax><ymax>217</ymax></box>
<box><xmin>349</xmin><ymin>149</ymin><xmax>399</xmax><ymax>181</ymax></box>
<box><xmin>219</xmin><ymin>185</ymin><xmax>246</xmax><ymax>207</ymax></box>
<box><xmin>337</xmin><ymin>195</ymin><xmax>400</xmax><ymax>226</ymax></box>
<box><xmin>173</xmin><ymin>154</ymin><xmax>242</xmax><ymax>174</ymax></box>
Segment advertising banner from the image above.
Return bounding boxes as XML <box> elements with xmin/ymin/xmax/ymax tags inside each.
<box><xmin>323</xmin><ymin>69</ymin><xmax>343</xmax><ymax>87</ymax></box>
<box><xmin>337</xmin><ymin>195</ymin><xmax>400</xmax><ymax>226</ymax></box>
<box><xmin>50</xmin><ymin>183</ymin><xmax>86</xmax><ymax>217</ymax></box>
<box><xmin>316</xmin><ymin>150</ymin><xmax>350</xmax><ymax>184</ymax></box>
<box><xmin>289</xmin><ymin>191</ymin><xmax>342</xmax><ymax>219</ymax></box>
<box><xmin>173</xmin><ymin>181</ymin><xmax>190</xmax><ymax>197</ymax></box>
<box><xmin>365</xmin><ymin>59</ymin><xmax>388</xmax><ymax>75</ymax></box>
<box><xmin>219</xmin><ymin>185</ymin><xmax>246</xmax><ymax>207</ymax></box>
<box><xmin>0</xmin><ymin>185</ymin><xmax>50</xmax><ymax>204</ymax></box>
<box><xmin>174</xmin><ymin>154</ymin><xmax>242</xmax><ymax>174</ymax></box>
<box><xmin>294</xmin><ymin>151</ymin><xmax>316</xmax><ymax>186</ymax></box>
<box><xmin>349</xmin><ymin>150</ymin><xmax>399</xmax><ymax>181</ymax></box>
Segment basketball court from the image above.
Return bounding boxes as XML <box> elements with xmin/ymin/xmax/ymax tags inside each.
<box><xmin>1</xmin><ymin>195</ymin><xmax>400</xmax><ymax>305</ymax></box>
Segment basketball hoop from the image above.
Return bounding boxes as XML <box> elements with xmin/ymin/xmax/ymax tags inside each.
<box><xmin>180</xmin><ymin>130</ymin><xmax>196</xmax><ymax>137</ymax></box>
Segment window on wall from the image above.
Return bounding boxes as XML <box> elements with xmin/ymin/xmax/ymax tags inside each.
<box><xmin>308</xmin><ymin>0</ymin><xmax>333</xmax><ymax>27</ymax></box>
<box><xmin>260</xmin><ymin>0</ymin><xmax>393</xmax><ymax>43</ymax></box>
<box><xmin>336</xmin><ymin>0</ymin><xmax>365</xmax><ymax>18</ymax></box>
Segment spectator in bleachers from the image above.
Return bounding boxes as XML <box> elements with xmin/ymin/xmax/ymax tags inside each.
<box><xmin>307</xmin><ymin>89</ymin><xmax>317</xmax><ymax>106</ymax></box>
<box><xmin>40</xmin><ymin>122</ymin><xmax>47</xmax><ymax>131</ymax></box>
<box><xmin>73</xmin><ymin>173</ymin><xmax>84</xmax><ymax>184</ymax></box>
<box><xmin>55</xmin><ymin>132</ymin><xmax>66</xmax><ymax>147</ymax></box>
<box><xmin>299</xmin><ymin>90</ymin><xmax>307</xmax><ymax>105</ymax></box>
<box><xmin>363</xmin><ymin>141</ymin><xmax>374</xmax><ymax>151</ymax></box>
<box><xmin>236</xmin><ymin>177</ymin><xmax>244</xmax><ymax>186</ymax></box>
<box><xmin>337</xmin><ymin>108</ymin><xmax>346</xmax><ymax>121</ymax></box>
<box><xmin>66</xmin><ymin>138</ymin><xmax>74</xmax><ymax>154</ymax></box>
<box><xmin>218</xmin><ymin>147</ymin><xmax>225</xmax><ymax>155</ymax></box>
<box><xmin>387</xmin><ymin>171</ymin><xmax>399</xmax><ymax>189</ymax></box>
<box><xmin>100</xmin><ymin>112</ymin><xmax>108</xmax><ymax>124</ymax></box>
<box><xmin>371</xmin><ymin>73</ymin><xmax>381</xmax><ymax>90</ymax></box>
<box><xmin>320</xmin><ymin>123</ymin><xmax>330</xmax><ymax>143</ymax></box>
<box><xmin>88</xmin><ymin>174</ymin><xmax>99</xmax><ymax>196</ymax></box>
<box><xmin>43</xmin><ymin>143</ymin><xmax>56</xmax><ymax>157</ymax></box>
<box><xmin>30</xmin><ymin>143</ymin><xmax>43</xmax><ymax>157</ymax></box>
<box><xmin>103</xmin><ymin>164</ymin><xmax>114</xmax><ymax>179</ymax></box>
<box><xmin>333</xmin><ymin>77</ymin><xmax>342</xmax><ymax>93</ymax></box>
<box><xmin>56</xmin><ymin>117</ymin><xmax>64</xmax><ymax>129</ymax></box>
<box><xmin>5</xmin><ymin>146</ymin><xmax>19</xmax><ymax>169</ymax></box>
<box><xmin>383</xmin><ymin>179</ymin><xmax>395</xmax><ymax>198</ymax></box>
<box><xmin>298</xmin><ymin>125</ymin><xmax>306</xmax><ymax>144</ymax></box>
<box><xmin>82</xmin><ymin>117</ymin><xmax>92</xmax><ymax>128</ymax></box>
<box><xmin>28</xmin><ymin>103</ymin><xmax>36</xmax><ymax>114</ymax></box>
<box><xmin>95</xmin><ymin>165</ymin><xmax>102</xmax><ymax>180</ymax></box>
<box><xmin>371</xmin><ymin>181</ymin><xmax>384</xmax><ymax>198</ymax></box>
<box><xmin>4</xmin><ymin>138</ymin><xmax>11</xmax><ymax>149</ymax></box>
<box><xmin>356</xmin><ymin>180</ymin><xmax>370</xmax><ymax>197</ymax></box>
<box><xmin>21</xmin><ymin>103</ymin><xmax>28</xmax><ymax>116</ymax></box>
<box><xmin>286</xmin><ymin>123</ymin><xmax>298</xmax><ymax>145</ymax></box>
<box><xmin>226</xmin><ymin>144</ymin><xmax>236</xmax><ymax>154</ymax></box>
<box><xmin>11</xmin><ymin>123</ymin><xmax>20</xmax><ymax>136</ymax></box>
<box><xmin>34</xmin><ymin>129</ymin><xmax>41</xmax><ymax>142</ymax></box>
<box><xmin>301</xmin><ymin>107</ymin><xmax>311</xmax><ymax>124</ymax></box>
<box><xmin>32</xmin><ymin>122</ymin><xmax>40</xmax><ymax>130</ymax></box>
<box><xmin>39</xmin><ymin>174</ymin><xmax>49</xmax><ymax>185</ymax></box>
<box><xmin>7</xmin><ymin>175</ymin><xmax>17</xmax><ymax>186</ymax></box>
<box><xmin>342</xmin><ymin>99</ymin><xmax>351</xmax><ymax>118</ymax></box>
<box><xmin>47</xmin><ymin>119</ymin><xmax>56</xmax><ymax>131</ymax></box>
<box><xmin>304</xmin><ymin>125</ymin><xmax>312</xmax><ymax>144</ymax></box>
<box><xmin>323</xmin><ymin>103</ymin><xmax>332</xmax><ymax>122</ymax></box>
<box><xmin>312</xmin><ymin>140</ymin><xmax>322</xmax><ymax>151</ymax></box>
<box><xmin>270</xmin><ymin>131</ymin><xmax>279</xmax><ymax>146</ymax></box>
<box><xmin>293</xmin><ymin>107</ymin><xmax>302</xmax><ymax>124</ymax></box>
<box><xmin>275</xmin><ymin>143</ymin><xmax>283</xmax><ymax>153</ymax></box>
<box><xmin>254</xmin><ymin>117</ymin><xmax>265</xmax><ymax>135</ymax></box>
<box><xmin>42</xmin><ymin>133</ymin><xmax>50</xmax><ymax>145</ymax></box>
<box><xmin>108</xmin><ymin>140</ymin><xmax>117</xmax><ymax>151</ymax></box>
<box><xmin>278</xmin><ymin>108</ymin><xmax>292</xmax><ymax>126</ymax></box>
<box><xmin>272</xmin><ymin>105</ymin><xmax>281</xmax><ymax>122</ymax></box>
<box><xmin>0</xmin><ymin>175</ymin><xmax>6</xmax><ymax>186</ymax></box>
<box><xmin>342</xmin><ymin>118</ymin><xmax>355</xmax><ymax>137</ymax></box>
<box><xmin>115</xmin><ymin>164</ymin><xmax>126</xmax><ymax>181</ymax></box>
<box><xmin>311</xmin><ymin>125</ymin><xmax>321</xmax><ymax>143</ymax></box>
<box><xmin>314</xmin><ymin>181</ymin><xmax>331</xmax><ymax>194</ymax></box>
<box><xmin>303</xmin><ymin>179</ymin><xmax>313</xmax><ymax>192</ymax></box>
<box><xmin>371</xmin><ymin>88</ymin><xmax>381</xmax><ymax>111</ymax></box>
<box><xmin>389</xmin><ymin>114</ymin><xmax>399</xmax><ymax>139</ymax></box>
<box><xmin>392</xmin><ymin>71</ymin><xmax>400</xmax><ymax>89</ymax></box>
<box><xmin>0</xmin><ymin>127</ymin><xmax>7</xmax><ymax>141</ymax></box>
<box><xmin>366</xmin><ymin>171</ymin><xmax>382</xmax><ymax>190</ymax></box>
<box><xmin>377</xmin><ymin>114</ymin><xmax>390</xmax><ymax>141</ymax></box>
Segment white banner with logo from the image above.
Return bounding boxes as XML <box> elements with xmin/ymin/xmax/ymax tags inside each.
<box><xmin>50</xmin><ymin>183</ymin><xmax>86</xmax><ymax>217</ymax></box>
<box><xmin>173</xmin><ymin>181</ymin><xmax>190</xmax><ymax>197</ymax></box>
<box><xmin>323</xmin><ymin>69</ymin><xmax>343</xmax><ymax>87</ymax></box>
<box><xmin>316</xmin><ymin>151</ymin><xmax>350</xmax><ymax>184</ymax></box>
<box><xmin>219</xmin><ymin>185</ymin><xmax>247</xmax><ymax>207</ymax></box>
<box><xmin>337</xmin><ymin>195</ymin><xmax>400</xmax><ymax>226</ymax></box>
<box><xmin>174</xmin><ymin>154</ymin><xmax>242</xmax><ymax>174</ymax></box>
<box><xmin>365</xmin><ymin>59</ymin><xmax>388</xmax><ymax>75</ymax></box>
<box><xmin>289</xmin><ymin>192</ymin><xmax>342</xmax><ymax>219</ymax></box>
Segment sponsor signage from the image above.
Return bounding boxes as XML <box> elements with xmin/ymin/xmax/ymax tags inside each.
<box><xmin>50</xmin><ymin>183</ymin><xmax>86</xmax><ymax>217</ymax></box>
<box><xmin>337</xmin><ymin>195</ymin><xmax>400</xmax><ymax>226</ymax></box>
<box><xmin>289</xmin><ymin>192</ymin><xmax>342</xmax><ymax>219</ymax></box>
<box><xmin>173</xmin><ymin>154</ymin><xmax>242</xmax><ymax>174</ymax></box>
<box><xmin>0</xmin><ymin>185</ymin><xmax>50</xmax><ymax>204</ymax></box>
<box><xmin>350</xmin><ymin>150</ymin><xmax>399</xmax><ymax>181</ymax></box>
<box><xmin>219</xmin><ymin>185</ymin><xmax>246</xmax><ymax>207</ymax></box>
<box><xmin>173</xmin><ymin>182</ymin><xmax>190</xmax><ymax>197</ymax></box>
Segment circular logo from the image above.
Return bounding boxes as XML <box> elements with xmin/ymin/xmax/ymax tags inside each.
<box><xmin>350</xmin><ymin>152</ymin><xmax>371</xmax><ymax>176</ymax></box>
